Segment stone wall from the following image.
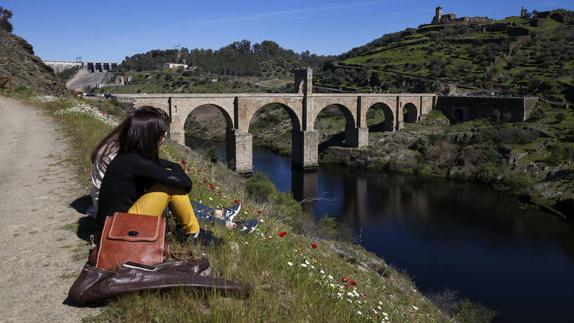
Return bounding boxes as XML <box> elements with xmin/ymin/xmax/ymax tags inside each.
<box><xmin>435</xmin><ymin>96</ymin><xmax>537</xmax><ymax>123</ymax></box>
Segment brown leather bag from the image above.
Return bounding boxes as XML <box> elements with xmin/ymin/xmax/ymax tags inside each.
<box><xmin>95</xmin><ymin>212</ymin><xmax>166</xmax><ymax>271</ymax></box>
<box><xmin>68</xmin><ymin>258</ymin><xmax>251</xmax><ymax>305</ymax></box>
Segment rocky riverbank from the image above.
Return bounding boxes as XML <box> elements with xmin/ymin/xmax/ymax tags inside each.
<box><xmin>321</xmin><ymin>108</ymin><xmax>574</xmax><ymax>218</ymax></box>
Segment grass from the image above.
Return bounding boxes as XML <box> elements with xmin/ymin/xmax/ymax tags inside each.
<box><xmin>18</xmin><ymin>93</ymin><xmax>457</xmax><ymax>322</ymax></box>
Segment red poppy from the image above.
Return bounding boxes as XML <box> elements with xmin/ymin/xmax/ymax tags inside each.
<box><xmin>350</xmin><ymin>280</ymin><xmax>357</xmax><ymax>286</ymax></box>
<box><xmin>311</xmin><ymin>243</ymin><xmax>318</xmax><ymax>249</ymax></box>
<box><xmin>341</xmin><ymin>277</ymin><xmax>349</xmax><ymax>283</ymax></box>
<box><xmin>208</xmin><ymin>183</ymin><xmax>215</xmax><ymax>190</ymax></box>
<box><xmin>180</xmin><ymin>159</ymin><xmax>187</xmax><ymax>165</ymax></box>
<box><xmin>278</xmin><ymin>231</ymin><xmax>287</xmax><ymax>237</ymax></box>
<box><xmin>233</xmin><ymin>199</ymin><xmax>241</xmax><ymax>205</ymax></box>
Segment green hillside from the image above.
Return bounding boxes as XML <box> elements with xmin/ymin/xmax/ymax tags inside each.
<box><xmin>101</xmin><ymin>40</ymin><xmax>330</xmax><ymax>94</ymax></box>
<box><xmin>317</xmin><ymin>10</ymin><xmax>574</xmax><ymax>102</ymax></box>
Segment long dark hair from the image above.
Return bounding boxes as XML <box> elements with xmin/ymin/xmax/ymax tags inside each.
<box><xmin>118</xmin><ymin>106</ymin><xmax>169</xmax><ymax>162</ymax></box>
<box><xmin>91</xmin><ymin>106</ymin><xmax>169</xmax><ymax>163</ymax></box>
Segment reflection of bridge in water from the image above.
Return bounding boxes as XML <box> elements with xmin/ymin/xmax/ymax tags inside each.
<box><xmin>116</xmin><ymin>69</ymin><xmax>436</xmax><ymax>173</ymax></box>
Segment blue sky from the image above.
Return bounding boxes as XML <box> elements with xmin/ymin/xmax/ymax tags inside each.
<box><xmin>4</xmin><ymin>0</ymin><xmax>573</xmax><ymax>62</ymax></box>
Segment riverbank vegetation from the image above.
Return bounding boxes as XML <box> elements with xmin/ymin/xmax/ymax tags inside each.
<box><xmin>7</xmin><ymin>92</ymin><xmax>503</xmax><ymax>322</ymax></box>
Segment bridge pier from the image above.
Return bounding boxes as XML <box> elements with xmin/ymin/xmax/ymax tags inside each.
<box><xmin>346</xmin><ymin>127</ymin><xmax>369</xmax><ymax>148</ymax></box>
<box><xmin>292</xmin><ymin>130</ymin><xmax>319</xmax><ymax>169</ymax></box>
<box><xmin>396</xmin><ymin>119</ymin><xmax>404</xmax><ymax>131</ymax></box>
<box><xmin>227</xmin><ymin>130</ymin><xmax>253</xmax><ymax>174</ymax></box>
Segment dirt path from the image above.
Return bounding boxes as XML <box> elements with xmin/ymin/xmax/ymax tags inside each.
<box><xmin>0</xmin><ymin>97</ymin><xmax>96</xmax><ymax>322</ymax></box>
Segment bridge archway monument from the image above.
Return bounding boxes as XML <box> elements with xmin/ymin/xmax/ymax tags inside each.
<box><xmin>123</xmin><ymin>68</ymin><xmax>435</xmax><ymax>173</ymax></box>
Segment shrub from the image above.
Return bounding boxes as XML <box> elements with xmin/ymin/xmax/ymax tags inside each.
<box><xmin>527</xmin><ymin>108</ymin><xmax>545</xmax><ymax>122</ymax></box>
<box><xmin>246</xmin><ymin>172</ymin><xmax>276</xmax><ymax>202</ymax></box>
<box><xmin>472</xmin><ymin>163</ymin><xmax>499</xmax><ymax>184</ymax></box>
<box><xmin>554</xmin><ymin>112</ymin><xmax>566</xmax><ymax>124</ymax></box>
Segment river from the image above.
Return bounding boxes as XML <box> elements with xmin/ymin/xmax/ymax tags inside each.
<box><xmin>188</xmin><ymin>138</ymin><xmax>574</xmax><ymax>323</ymax></box>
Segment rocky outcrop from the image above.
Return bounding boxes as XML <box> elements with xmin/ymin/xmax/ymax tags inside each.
<box><xmin>0</xmin><ymin>29</ymin><xmax>65</xmax><ymax>94</ymax></box>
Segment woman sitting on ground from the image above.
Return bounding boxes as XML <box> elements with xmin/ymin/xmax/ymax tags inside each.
<box><xmin>94</xmin><ymin>106</ymin><xmax>235</xmax><ymax>243</ymax></box>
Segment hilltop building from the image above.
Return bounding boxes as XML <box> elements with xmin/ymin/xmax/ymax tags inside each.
<box><xmin>163</xmin><ymin>63</ymin><xmax>188</xmax><ymax>69</ymax></box>
<box><xmin>431</xmin><ymin>6</ymin><xmax>493</xmax><ymax>25</ymax></box>
<box><xmin>521</xmin><ymin>6</ymin><xmax>530</xmax><ymax>18</ymax></box>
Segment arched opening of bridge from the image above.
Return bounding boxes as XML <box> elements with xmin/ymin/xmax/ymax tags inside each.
<box><xmin>184</xmin><ymin>104</ymin><xmax>233</xmax><ymax>165</ymax></box>
<box><xmin>248</xmin><ymin>103</ymin><xmax>301</xmax><ymax>167</ymax></box>
<box><xmin>366</xmin><ymin>103</ymin><xmax>394</xmax><ymax>133</ymax></box>
<box><xmin>403</xmin><ymin>103</ymin><xmax>418</xmax><ymax>123</ymax></box>
<box><xmin>315</xmin><ymin>104</ymin><xmax>355</xmax><ymax>153</ymax></box>
<box><xmin>455</xmin><ymin>108</ymin><xmax>464</xmax><ymax>123</ymax></box>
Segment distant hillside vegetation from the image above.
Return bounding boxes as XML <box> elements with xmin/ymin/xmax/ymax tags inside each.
<box><xmin>121</xmin><ymin>40</ymin><xmax>331</xmax><ymax>78</ymax></box>
<box><xmin>316</xmin><ymin>9</ymin><xmax>574</xmax><ymax>102</ymax></box>
<box><xmin>0</xmin><ymin>24</ymin><xmax>65</xmax><ymax>94</ymax></box>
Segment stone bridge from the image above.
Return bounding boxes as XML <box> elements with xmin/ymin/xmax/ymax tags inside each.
<box><xmin>116</xmin><ymin>69</ymin><xmax>436</xmax><ymax>173</ymax></box>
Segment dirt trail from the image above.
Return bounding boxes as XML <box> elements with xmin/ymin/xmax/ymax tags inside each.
<box><xmin>0</xmin><ymin>97</ymin><xmax>96</xmax><ymax>322</ymax></box>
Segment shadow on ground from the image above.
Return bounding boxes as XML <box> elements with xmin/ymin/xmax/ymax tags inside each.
<box><xmin>70</xmin><ymin>195</ymin><xmax>99</xmax><ymax>241</ymax></box>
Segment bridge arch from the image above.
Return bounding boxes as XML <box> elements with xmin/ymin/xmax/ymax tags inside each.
<box><xmin>403</xmin><ymin>103</ymin><xmax>418</xmax><ymax>123</ymax></box>
<box><xmin>248</xmin><ymin>102</ymin><xmax>302</xmax><ymax>132</ymax></box>
<box><xmin>367</xmin><ymin>103</ymin><xmax>395</xmax><ymax>132</ymax></box>
<box><xmin>313</xmin><ymin>103</ymin><xmax>356</xmax><ymax>129</ymax></box>
<box><xmin>314</xmin><ymin>103</ymin><xmax>358</xmax><ymax>150</ymax></box>
<box><xmin>181</xmin><ymin>103</ymin><xmax>235</xmax><ymax>165</ymax></box>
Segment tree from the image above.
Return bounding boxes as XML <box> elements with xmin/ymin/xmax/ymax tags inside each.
<box><xmin>0</xmin><ymin>6</ymin><xmax>13</xmax><ymax>33</ymax></box>
<box><xmin>369</xmin><ymin>71</ymin><xmax>381</xmax><ymax>88</ymax></box>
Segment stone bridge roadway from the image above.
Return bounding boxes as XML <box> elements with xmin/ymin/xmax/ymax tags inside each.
<box><xmin>115</xmin><ymin>92</ymin><xmax>436</xmax><ymax>173</ymax></box>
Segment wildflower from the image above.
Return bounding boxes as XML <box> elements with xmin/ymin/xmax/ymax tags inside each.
<box><xmin>208</xmin><ymin>197</ymin><xmax>213</xmax><ymax>201</ymax></box>
<box><xmin>278</xmin><ymin>231</ymin><xmax>287</xmax><ymax>237</ymax></box>
<box><xmin>350</xmin><ymin>279</ymin><xmax>357</xmax><ymax>286</ymax></box>
<box><xmin>208</xmin><ymin>183</ymin><xmax>215</xmax><ymax>190</ymax></box>
<box><xmin>341</xmin><ymin>276</ymin><xmax>349</xmax><ymax>283</ymax></box>
<box><xmin>328</xmin><ymin>275</ymin><xmax>334</xmax><ymax>280</ymax></box>
<box><xmin>180</xmin><ymin>159</ymin><xmax>187</xmax><ymax>165</ymax></box>
<box><xmin>357</xmin><ymin>311</ymin><xmax>362</xmax><ymax>315</ymax></box>
<box><xmin>412</xmin><ymin>305</ymin><xmax>419</xmax><ymax>311</ymax></box>
<box><xmin>311</xmin><ymin>243</ymin><xmax>318</xmax><ymax>249</ymax></box>
<box><xmin>257</xmin><ymin>210</ymin><xmax>263</xmax><ymax>216</ymax></box>
<box><xmin>233</xmin><ymin>199</ymin><xmax>240</xmax><ymax>204</ymax></box>
<box><xmin>287</xmin><ymin>261</ymin><xmax>293</xmax><ymax>266</ymax></box>
<box><xmin>320</xmin><ymin>270</ymin><xmax>325</xmax><ymax>274</ymax></box>
<box><xmin>301</xmin><ymin>263</ymin><xmax>308</xmax><ymax>268</ymax></box>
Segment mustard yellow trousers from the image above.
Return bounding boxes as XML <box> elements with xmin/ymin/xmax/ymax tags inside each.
<box><xmin>127</xmin><ymin>183</ymin><xmax>200</xmax><ymax>234</ymax></box>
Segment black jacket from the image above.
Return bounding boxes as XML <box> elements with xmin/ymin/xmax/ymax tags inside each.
<box><xmin>97</xmin><ymin>152</ymin><xmax>192</xmax><ymax>226</ymax></box>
